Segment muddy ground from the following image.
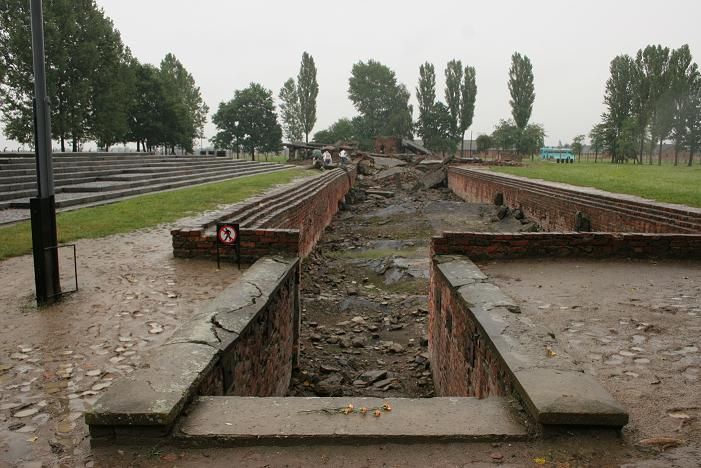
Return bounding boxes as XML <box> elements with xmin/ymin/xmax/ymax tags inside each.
<box><xmin>1</xmin><ymin>162</ymin><xmax>699</xmax><ymax>467</ymax></box>
<box><xmin>0</xmin><ymin>223</ymin><xmax>240</xmax><ymax>467</ymax></box>
<box><xmin>484</xmin><ymin>258</ymin><xmax>701</xmax><ymax>466</ymax></box>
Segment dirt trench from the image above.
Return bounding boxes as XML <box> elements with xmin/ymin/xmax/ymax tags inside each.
<box><xmin>287</xmin><ymin>167</ymin><xmax>536</xmax><ymax>398</ymax></box>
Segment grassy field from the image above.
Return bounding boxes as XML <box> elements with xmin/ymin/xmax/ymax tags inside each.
<box><xmin>0</xmin><ymin>168</ymin><xmax>314</xmax><ymax>261</ymax></box>
<box><xmin>491</xmin><ymin>160</ymin><xmax>701</xmax><ymax>208</ymax></box>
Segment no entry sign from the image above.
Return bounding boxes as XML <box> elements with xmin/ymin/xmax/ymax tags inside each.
<box><xmin>216</xmin><ymin>223</ymin><xmax>240</xmax><ymax>269</ymax></box>
<box><xmin>217</xmin><ymin>224</ymin><xmax>238</xmax><ymax>245</ymax></box>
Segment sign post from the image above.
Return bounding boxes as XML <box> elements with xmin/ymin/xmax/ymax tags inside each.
<box><xmin>216</xmin><ymin>223</ymin><xmax>240</xmax><ymax>269</ymax></box>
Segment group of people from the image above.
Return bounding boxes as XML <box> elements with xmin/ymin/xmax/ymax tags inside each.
<box><xmin>311</xmin><ymin>148</ymin><xmax>350</xmax><ymax>169</ymax></box>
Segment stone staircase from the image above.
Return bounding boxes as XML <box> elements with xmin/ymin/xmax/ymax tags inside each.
<box><xmin>188</xmin><ymin>168</ymin><xmax>348</xmax><ymax>235</ymax></box>
<box><xmin>0</xmin><ymin>154</ymin><xmax>291</xmax><ymax>219</ymax></box>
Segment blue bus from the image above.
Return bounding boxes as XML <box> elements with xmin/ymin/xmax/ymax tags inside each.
<box><xmin>540</xmin><ymin>147</ymin><xmax>575</xmax><ymax>163</ymax></box>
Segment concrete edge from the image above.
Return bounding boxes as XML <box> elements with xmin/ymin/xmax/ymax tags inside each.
<box><xmin>85</xmin><ymin>256</ymin><xmax>299</xmax><ymax>431</ymax></box>
<box><xmin>433</xmin><ymin>255</ymin><xmax>629</xmax><ymax>428</ymax></box>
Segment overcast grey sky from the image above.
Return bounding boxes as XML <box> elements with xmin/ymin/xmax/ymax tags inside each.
<box><xmin>3</xmin><ymin>0</ymin><xmax>701</xmax><ymax>149</ymax></box>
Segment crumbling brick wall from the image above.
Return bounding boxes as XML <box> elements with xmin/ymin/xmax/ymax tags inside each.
<box><xmin>432</xmin><ymin>232</ymin><xmax>701</xmax><ymax>260</ymax></box>
<box><xmin>429</xmin><ymin>260</ymin><xmax>515</xmax><ymax>398</ymax></box>
<box><xmin>171</xmin><ymin>168</ymin><xmax>356</xmax><ymax>262</ymax></box>
<box><xmin>448</xmin><ymin>167</ymin><xmax>701</xmax><ymax>233</ymax></box>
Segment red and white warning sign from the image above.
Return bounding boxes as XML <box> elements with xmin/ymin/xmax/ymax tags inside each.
<box><xmin>217</xmin><ymin>224</ymin><xmax>238</xmax><ymax>245</ymax></box>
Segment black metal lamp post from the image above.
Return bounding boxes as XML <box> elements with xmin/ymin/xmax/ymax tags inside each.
<box><xmin>29</xmin><ymin>0</ymin><xmax>61</xmax><ymax>305</ymax></box>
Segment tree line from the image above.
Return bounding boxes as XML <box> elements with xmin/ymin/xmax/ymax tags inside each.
<box><xmin>0</xmin><ymin>0</ymin><xmax>208</xmax><ymax>153</ymax></box>
<box><xmin>597</xmin><ymin>44</ymin><xmax>701</xmax><ymax>165</ymax></box>
<box><xmin>308</xmin><ymin>52</ymin><xmax>543</xmax><ymax>157</ymax></box>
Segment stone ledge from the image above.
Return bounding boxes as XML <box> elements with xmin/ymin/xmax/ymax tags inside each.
<box><xmin>85</xmin><ymin>256</ymin><xmax>299</xmax><ymax>433</ymax></box>
<box><xmin>433</xmin><ymin>255</ymin><xmax>629</xmax><ymax>428</ymax></box>
<box><xmin>175</xmin><ymin>396</ymin><xmax>528</xmax><ymax>445</ymax></box>
<box><xmin>514</xmin><ymin>369</ymin><xmax>629</xmax><ymax>427</ymax></box>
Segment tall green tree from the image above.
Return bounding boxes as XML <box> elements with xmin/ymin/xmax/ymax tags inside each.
<box><xmin>589</xmin><ymin>123</ymin><xmax>606</xmax><ymax>163</ymax></box>
<box><xmin>444</xmin><ymin>60</ymin><xmax>463</xmax><ymax>142</ymax></box>
<box><xmin>476</xmin><ymin>134</ymin><xmax>492</xmax><ymax>153</ymax></box>
<box><xmin>0</xmin><ymin>0</ymin><xmax>130</xmax><ymax>152</ymax></box>
<box><xmin>668</xmin><ymin>45</ymin><xmax>698</xmax><ymax>166</ymax></box>
<box><xmin>640</xmin><ymin>46</ymin><xmax>672</xmax><ymax>165</ymax></box>
<box><xmin>129</xmin><ymin>63</ymin><xmax>172</xmax><ymax>152</ymax></box>
<box><xmin>278</xmin><ymin>78</ymin><xmax>304</xmax><ymax>142</ymax></box>
<box><xmin>491</xmin><ymin>119</ymin><xmax>519</xmax><ymax>151</ymax></box>
<box><xmin>426</xmin><ymin>102</ymin><xmax>456</xmax><ymax>155</ymax></box>
<box><xmin>212</xmin><ymin>83</ymin><xmax>282</xmax><ymax>159</ymax></box>
<box><xmin>415</xmin><ymin>62</ymin><xmax>437</xmax><ymax>145</ymax></box>
<box><xmin>685</xmin><ymin>74</ymin><xmax>701</xmax><ymax>166</ymax></box>
<box><xmin>571</xmin><ymin>134</ymin><xmax>585</xmax><ymax>161</ymax></box>
<box><xmin>312</xmin><ymin>118</ymin><xmax>356</xmax><ymax>144</ymax></box>
<box><xmin>459</xmin><ymin>65</ymin><xmax>477</xmax><ymax>155</ymax></box>
<box><xmin>602</xmin><ymin>55</ymin><xmax>636</xmax><ymax>163</ymax></box>
<box><xmin>508</xmin><ymin>52</ymin><xmax>535</xmax><ymax>132</ymax></box>
<box><xmin>159</xmin><ymin>53</ymin><xmax>209</xmax><ymax>154</ymax></box>
<box><xmin>297</xmin><ymin>52</ymin><xmax>318</xmax><ymax>143</ymax></box>
<box><xmin>348</xmin><ymin>59</ymin><xmax>413</xmax><ymax>149</ymax></box>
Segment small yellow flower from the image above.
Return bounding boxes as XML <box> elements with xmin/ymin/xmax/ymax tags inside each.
<box><xmin>533</xmin><ymin>457</ymin><xmax>547</xmax><ymax>465</ymax></box>
<box><xmin>359</xmin><ymin>407</ymin><xmax>368</xmax><ymax>415</ymax></box>
<box><xmin>382</xmin><ymin>403</ymin><xmax>392</xmax><ymax>412</ymax></box>
<box><xmin>347</xmin><ymin>403</ymin><xmax>354</xmax><ymax>411</ymax></box>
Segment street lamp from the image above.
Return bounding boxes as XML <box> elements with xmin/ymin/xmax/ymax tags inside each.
<box><xmin>29</xmin><ymin>0</ymin><xmax>60</xmax><ymax>305</ymax></box>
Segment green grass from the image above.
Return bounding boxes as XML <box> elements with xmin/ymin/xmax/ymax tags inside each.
<box><xmin>491</xmin><ymin>160</ymin><xmax>701</xmax><ymax>208</ymax></box>
<box><xmin>0</xmin><ymin>168</ymin><xmax>315</xmax><ymax>261</ymax></box>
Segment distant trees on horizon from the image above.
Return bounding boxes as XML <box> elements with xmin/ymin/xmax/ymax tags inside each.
<box><xmin>0</xmin><ymin>0</ymin><xmax>207</xmax><ymax>154</ymax></box>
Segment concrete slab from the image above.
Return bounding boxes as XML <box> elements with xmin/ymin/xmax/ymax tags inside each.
<box><xmin>85</xmin><ymin>342</ymin><xmax>218</xmax><ymax>427</ymax></box>
<box><xmin>176</xmin><ymin>396</ymin><xmax>528</xmax><ymax>444</ymax></box>
<box><xmin>514</xmin><ymin>368</ymin><xmax>629</xmax><ymax>427</ymax></box>
<box><xmin>436</xmin><ymin>258</ymin><xmax>488</xmax><ymax>287</ymax></box>
<box><xmin>370</xmin><ymin>156</ymin><xmax>406</xmax><ymax>169</ymax></box>
<box><xmin>458</xmin><ymin>282</ymin><xmax>521</xmax><ymax>314</ymax></box>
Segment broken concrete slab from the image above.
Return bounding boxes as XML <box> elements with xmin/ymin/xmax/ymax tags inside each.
<box><xmin>420</xmin><ymin>167</ymin><xmax>447</xmax><ymax>189</ymax></box>
<box><xmin>436</xmin><ymin>258</ymin><xmax>488</xmax><ymax>287</ymax></box>
<box><xmin>375</xmin><ymin>166</ymin><xmax>409</xmax><ymax>180</ymax></box>
<box><xmin>176</xmin><ymin>396</ymin><xmax>528</xmax><ymax>444</ymax></box>
<box><xmin>370</xmin><ymin>156</ymin><xmax>406</xmax><ymax>169</ymax></box>
<box><xmin>514</xmin><ymin>368</ymin><xmax>629</xmax><ymax>427</ymax></box>
<box><xmin>458</xmin><ymin>282</ymin><xmax>521</xmax><ymax>314</ymax></box>
<box><xmin>85</xmin><ymin>342</ymin><xmax>218</xmax><ymax>427</ymax></box>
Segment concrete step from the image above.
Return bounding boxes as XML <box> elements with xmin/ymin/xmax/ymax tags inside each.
<box><xmin>211</xmin><ymin>170</ymin><xmax>340</xmax><ymax>230</ymax></box>
<box><xmin>8</xmin><ymin>165</ymin><xmax>290</xmax><ymax>209</ymax></box>
<box><xmin>0</xmin><ymin>162</ymin><xmax>276</xmax><ymax>199</ymax></box>
<box><xmin>61</xmin><ymin>164</ymin><xmax>279</xmax><ymax>193</ymax></box>
<box><xmin>174</xmin><ymin>396</ymin><xmax>528</xmax><ymax>446</ymax></box>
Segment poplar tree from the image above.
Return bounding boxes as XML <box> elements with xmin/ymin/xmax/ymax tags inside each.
<box><xmin>278</xmin><ymin>78</ymin><xmax>304</xmax><ymax>142</ymax></box>
<box><xmin>415</xmin><ymin>62</ymin><xmax>436</xmax><ymax>145</ymax></box>
<box><xmin>444</xmin><ymin>60</ymin><xmax>463</xmax><ymax>142</ymax></box>
<box><xmin>459</xmin><ymin>65</ymin><xmax>477</xmax><ymax>154</ymax></box>
<box><xmin>508</xmin><ymin>52</ymin><xmax>535</xmax><ymax>132</ymax></box>
<box><xmin>297</xmin><ymin>52</ymin><xmax>318</xmax><ymax>143</ymax></box>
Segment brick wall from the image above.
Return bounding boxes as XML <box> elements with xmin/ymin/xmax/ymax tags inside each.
<box><xmin>429</xmin><ymin>261</ymin><xmax>515</xmax><ymax>398</ymax></box>
<box><xmin>215</xmin><ymin>268</ymin><xmax>297</xmax><ymax>396</ymax></box>
<box><xmin>448</xmin><ymin>167</ymin><xmax>701</xmax><ymax>233</ymax></box>
<box><xmin>432</xmin><ymin>231</ymin><xmax>701</xmax><ymax>260</ymax></box>
<box><xmin>86</xmin><ymin>257</ymin><xmax>301</xmax><ymax>442</ymax></box>
<box><xmin>171</xmin><ymin>168</ymin><xmax>356</xmax><ymax>262</ymax></box>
